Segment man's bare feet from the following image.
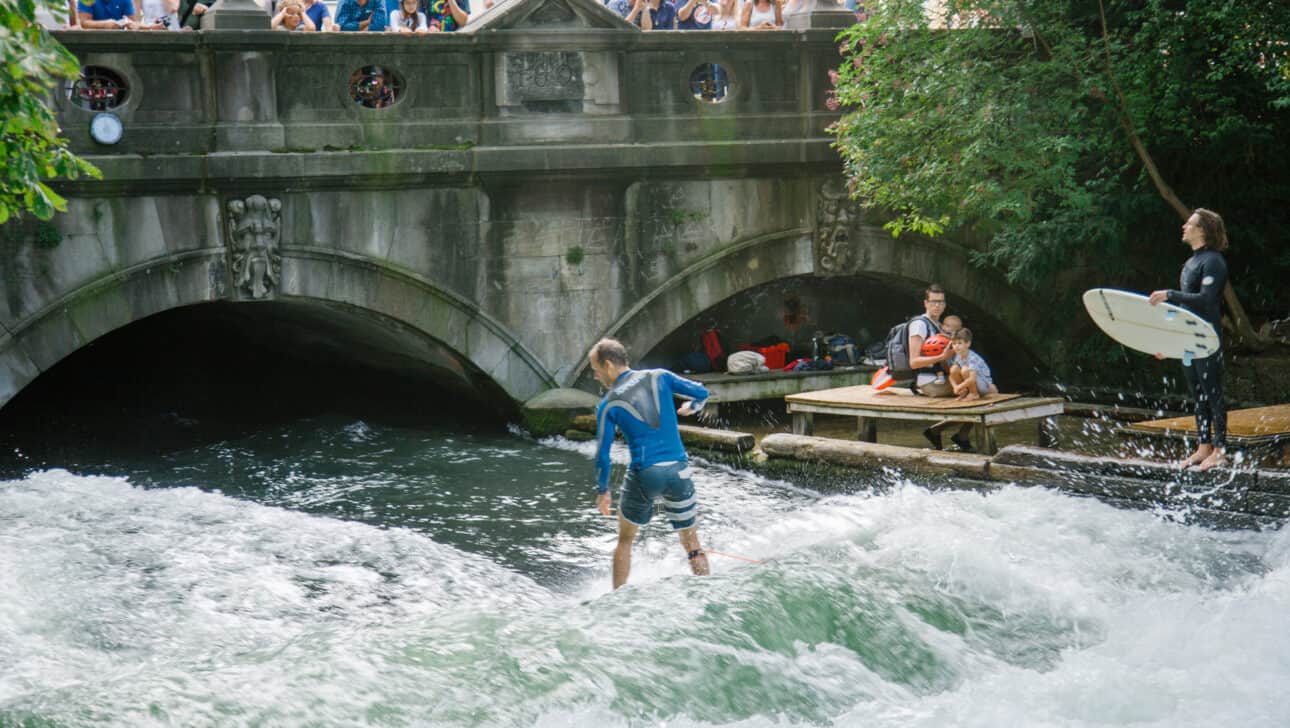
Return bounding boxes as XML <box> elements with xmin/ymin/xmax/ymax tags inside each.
<box><xmin>961</xmin><ymin>391</ymin><xmax>980</xmax><ymax>402</ymax></box>
<box><xmin>1177</xmin><ymin>445</ymin><xmax>1212</xmax><ymax>469</ymax></box>
<box><xmin>1197</xmin><ymin>449</ymin><xmax>1227</xmax><ymax>472</ymax></box>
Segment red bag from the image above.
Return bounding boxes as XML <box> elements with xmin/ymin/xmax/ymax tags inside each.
<box><xmin>701</xmin><ymin>328</ymin><xmax>727</xmax><ymax>371</ymax></box>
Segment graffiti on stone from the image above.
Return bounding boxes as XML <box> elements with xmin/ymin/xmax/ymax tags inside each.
<box><xmin>505</xmin><ymin>52</ymin><xmax>584</xmax><ymax>102</ymax></box>
<box><xmin>225</xmin><ymin>194</ymin><xmax>282</xmax><ymax>300</ymax></box>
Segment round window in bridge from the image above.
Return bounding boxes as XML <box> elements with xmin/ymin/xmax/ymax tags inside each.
<box><xmin>689</xmin><ymin>63</ymin><xmax>731</xmax><ymax>103</ymax></box>
<box><xmin>348</xmin><ymin>65</ymin><xmax>404</xmax><ymax>110</ymax></box>
<box><xmin>69</xmin><ymin>66</ymin><xmax>129</xmax><ymax>111</ymax></box>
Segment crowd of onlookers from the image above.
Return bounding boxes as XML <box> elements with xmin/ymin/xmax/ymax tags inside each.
<box><xmin>39</xmin><ymin>0</ymin><xmax>868</xmax><ymax>32</ymax></box>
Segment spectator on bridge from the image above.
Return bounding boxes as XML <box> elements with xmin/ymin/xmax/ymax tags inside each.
<box><xmin>272</xmin><ymin>0</ymin><xmax>315</xmax><ymax>29</ymax></box>
<box><xmin>303</xmin><ymin>0</ymin><xmax>333</xmax><ymax>29</ymax></box>
<box><xmin>604</xmin><ymin>0</ymin><xmax>630</xmax><ymax>18</ymax></box>
<box><xmin>420</xmin><ymin>0</ymin><xmax>468</xmax><ymax>31</ymax></box>
<box><xmin>710</xmin><ymin>0</ymin><xmax>738</xmax><ymax>28</ymax></box>
<box><xmin>676</xmin><ymin>0</ymin><xmax>716</xmax><ymax>29</ymax></box>
<box><xmin>738</xmin><ymin>0</ymin><xmax>780</xmax><ymax>29</ymax></box>
<box><xmin>336</xmin><ymin>0</ymin><xmax>387</xmax><ymax>30</ymax></box>
<box><xmin>140</xmin><ymin>0</ymin><xmax>181</xmax><ymax>28</ymax></box>
<box><xmin>389</xmin><ymin>0</ymin><xmax>429</xmax><ymax>31</ymax></box>
<box><xmin>77</xmin><ymin>0</ymin><xmax>142</xmax><ymax>29</ymax></box>
<box><xmin>625</xmin><ymin>0</ymin><xmax>676</xmax><ymax>29</ymax></box>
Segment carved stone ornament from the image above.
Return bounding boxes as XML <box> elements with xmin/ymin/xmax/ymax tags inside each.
<box><xmin>815</xmin><ymin>178</ymin><xmax>862</xmax><ymax>274</ymax></box>
<box><xmin>225</xmin><ymin>194</ymin><xmax>282</xmax><ymax>299</ymax></box>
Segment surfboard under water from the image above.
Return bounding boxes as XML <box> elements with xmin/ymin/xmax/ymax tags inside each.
<box><xmin>1082</xmin><ymin>288</ymin><xmax>1220</xmax><ymax>362</ymax></box>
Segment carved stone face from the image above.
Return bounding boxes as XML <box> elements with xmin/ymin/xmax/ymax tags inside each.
<box><xmin>226</xmin><ymin>195</ymin><xmax>283</xmax><ymax>299</ymax></box>
<box><xmin>230</xmin><ymin>195</ymin><xmax>281</xmax><ymax>254</ymax></box>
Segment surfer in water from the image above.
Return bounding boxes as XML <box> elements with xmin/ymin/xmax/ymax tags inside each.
<box><xmin>1149</xmin><ymin>208</ymin><xmax>1229</xmax><ymax>471</ymax></box>
<box><xmin>589</xmin><ymin>338</ymin><xmax>711</xmax><ymax>588</ymax></box>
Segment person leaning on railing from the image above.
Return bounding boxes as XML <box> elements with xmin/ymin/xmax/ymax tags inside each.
<box><xmin>419</xmin><ymin>0</ymin><xmax>468</xmax><ymax>32</ymax></box>
<box><xmin>335</xmin><ymin>0</ymin><xmax>387</xmax><ymax>30</ymax></box>
<box><xmin>738</xmin><ymin>0</ymin><xmax>779</xmax><ymax>29</ymax></box>
<box><xmin>272</xmin><ymin>0</ymin><xmax>315</xmax><ymax>29</ymax></box>
<box><xmin>77</xmin><ymin>0</ymin><xmax>143</xmax><ymax>29</ymax></box>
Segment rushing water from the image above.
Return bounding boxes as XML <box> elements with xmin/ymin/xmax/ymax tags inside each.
<box><xmin>2</xmin><ymin>416</ymin><xmax>1289</xmax><ymax>726</ymax></box>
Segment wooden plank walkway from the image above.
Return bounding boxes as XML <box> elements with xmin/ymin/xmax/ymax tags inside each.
<box><xmin>785</xmin><ymin>384</ymin><xmax>1064</xmax><ymax>455</ymax></box>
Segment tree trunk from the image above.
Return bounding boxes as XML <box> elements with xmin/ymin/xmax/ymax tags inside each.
<box><xmin>1097</xmin><ymin>0</ymin><xmax>1271</xmax><ymax>351</ymax></box>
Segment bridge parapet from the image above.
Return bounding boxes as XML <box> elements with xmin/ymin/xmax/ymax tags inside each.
<box><xmin>51</xmin><ymin>0</ymin><xmax>843</xmax><ymax>183</ymax></box>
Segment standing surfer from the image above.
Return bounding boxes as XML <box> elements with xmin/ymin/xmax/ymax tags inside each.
<box><xmin>588</xmin><ymin>338</ymin><xmax>711</xmax><ymax>588</ymax></box>
<box><xmin>1148</xmin><ymin>209</ymin><xmax>1229</xmax><ymax>471</ymax></box>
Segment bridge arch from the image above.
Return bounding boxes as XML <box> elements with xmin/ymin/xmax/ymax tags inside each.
<box><xmin>568</xmin><ymin>223</ymin><xmax>1047</xmax><ymax>388</ymax></box>
<box><xmin>0</xmin><ymin>247</ymin><xmax>556</xmax><ymax>412</ymax></box>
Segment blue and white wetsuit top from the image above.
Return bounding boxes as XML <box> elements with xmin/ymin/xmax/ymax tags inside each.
<box><xmin>594</xmin><ymin>368</ymin><xmax>709</xmax><ymax>493</ymax></box>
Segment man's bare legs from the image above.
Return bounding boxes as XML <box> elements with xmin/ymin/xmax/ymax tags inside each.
<box><xmin>613</xmin><ymin>513</ymin><xmax>640</xmax><ymax>589</ymax></box>
<box><xmin>678</xmin><ymin>526</ymin><xmax>710</xmax><ymax>576</ymax></box>
<box><xmin>612</xmin><ymin>515</ymin><xmax>709</xmax><ymax>589</ymax></box>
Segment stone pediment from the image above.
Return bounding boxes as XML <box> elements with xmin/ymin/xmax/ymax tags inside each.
<box><xmin>463</xmin><ymin>0</ymin><xmax>638</xmax><ymax>33</ymax></box>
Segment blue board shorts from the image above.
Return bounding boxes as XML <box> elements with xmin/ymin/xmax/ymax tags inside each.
<box><xmin>620</xmin><ymin>461</ymin><xmax>699</xmax><ymax>530</ymax></box>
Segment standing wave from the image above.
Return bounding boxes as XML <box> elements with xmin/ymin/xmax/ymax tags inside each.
<box><xmin>2</xmin><ymin>469</ymin><xmax>1288</xmax><ymax>727</ymax></box>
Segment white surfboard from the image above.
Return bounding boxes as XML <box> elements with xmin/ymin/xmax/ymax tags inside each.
<box><xmin>1082</xmin><ymin>288</ymin><xmax>1219</xmax><ymax>362</ymax></box>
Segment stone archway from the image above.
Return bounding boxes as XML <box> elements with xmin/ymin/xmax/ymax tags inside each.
<box><xmin>566</xmin><ymin>220</ymin><xmax>1048</xmax><ymax>388</ymax></box>
<box><xmin>565</xmin><ymin>230</ymin><xmax>816</xmax><ymax>387</ymax></box>
<box><xmin>0</xmin><ymin>247</ymin><xmax>555</xmax><ymax>411</ymax></box>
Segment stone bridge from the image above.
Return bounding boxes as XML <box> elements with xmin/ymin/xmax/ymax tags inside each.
<box><xmin>0</xmin><ymin>0</ymin><xmax>1047</xmax><ymax>413</ymax></box>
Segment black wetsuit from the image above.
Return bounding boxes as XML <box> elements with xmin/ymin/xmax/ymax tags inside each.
<box><xmin>1167</xmin><ymin>248</ymin><xmax>1228</xmax><ymax>449</ymax></box>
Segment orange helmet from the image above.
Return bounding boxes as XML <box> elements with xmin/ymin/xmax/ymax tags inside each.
<box><xmin>920</xmin><ymin>333</ymin><xmax>950</xmax><ymax>357</ymax></box>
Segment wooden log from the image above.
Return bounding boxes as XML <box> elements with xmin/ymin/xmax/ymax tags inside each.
<box><xmin>566</xmin><ymin>414</ymin><xmax>753</xmax><ymax>453</ymax></box>
<box><xmin>759</xmin><ymin>433</ymin><xmax>989</xmax><ymax>480</ymax></box>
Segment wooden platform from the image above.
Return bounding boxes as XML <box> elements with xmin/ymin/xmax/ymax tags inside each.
<box><xmin>1120</xmin><ymin>403</ymin><xmax>1290</xmax><ymax>467</ymax></box>
<box><xmin>690</xmin><ymin>365</ymin><xmax>876</xmax><ymax>418</ymax></box>
<box><xmin>785</xmin><ymin>384</ymin><xmax>1064</xmax><ymax>454</ymax></box>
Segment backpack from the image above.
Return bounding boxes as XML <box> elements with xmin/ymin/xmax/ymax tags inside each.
<box><xmin>884</xmin><ymin>315</ymin><xmax>939</xmax><ymax>378</ymax></box>
<box><xmin>671</xmin><ymin>350</ymin><xmax>712</xmax><ymax>374</ymax></box>
<box><xmin>828</xmin><ymin>334</ymin><xmax>860</xmax><ymax>366</ymax></box>
<box><xmin>700</xmin><ymin>328</ymin><xmax>727</xmax><ymax>372</ymax></box>
<box><xmin>862</xmin><ymin>340</ymin><xmax>887</xmax><ymax>366</ymax></box>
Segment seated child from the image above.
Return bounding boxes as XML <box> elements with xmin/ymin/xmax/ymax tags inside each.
<box><xmin>931</xmin><ymin>315</ymin><xmax>963</xmax><ymax>385</ymax></box>
<box><xmin>949</xmin><ymin>328</ymin><xmax>998</xmax><ymax>401</ymax></box>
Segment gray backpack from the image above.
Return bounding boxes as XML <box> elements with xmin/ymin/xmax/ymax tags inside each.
<box><xmin>883</xmin><ymin>315</ymin><xmax>938</xmax><ymax>378</ymax></box>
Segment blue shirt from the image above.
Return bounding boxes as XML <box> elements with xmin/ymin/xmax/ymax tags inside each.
<box><xmin>594</xmin><ymin>369</ymin><xmax>709</xmax><ymax>493</ymax></box>
<box><xmin>305</xmin><ymin>0</ymin><xmax>329</xmax><ymax>29</ymax></box>
<box><xmin>953</xmin><ymin>349</ymin><xmax>993</xmax><ymax>389</ymax></box>
<box><xmin>335</xmin><ymin>0</ymin><xmax>386</xmax><ymax>30</ymax></box>
<box><xmin>79</xmin><ymin>0</ymin><xmax>134</xmax><ymax>21</ymax></box>
<box><xmin>647</xmin><ymin>0</ymin><xmax>675</xmax><ymax>28</ymax></box>
<box><xmin>605</xmin><ymin>0</ymin><xmax>629</xmax><ymax>16</ymax></box>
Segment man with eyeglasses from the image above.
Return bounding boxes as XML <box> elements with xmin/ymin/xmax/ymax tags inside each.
<box><xmin>909</xmin><ymin>284</ymin><xmax>977</xmax><ymax>451</ymax></box>
<box><xmin>907</xmin><ymin>284</ymin><xmax>954</xmax><ymax>395</ymax></box>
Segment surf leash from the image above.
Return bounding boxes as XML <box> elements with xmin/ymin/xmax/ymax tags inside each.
<box><xmin>703</xmin><ymin>549</ymin><xmax>764</xmax><ymax>565</ymax></box>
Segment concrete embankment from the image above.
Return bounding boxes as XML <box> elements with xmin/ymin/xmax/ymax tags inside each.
<box><xmin>564</xmin><ymin>418</ymin><xmax>1289</xmax><ymax>530</ymax></box>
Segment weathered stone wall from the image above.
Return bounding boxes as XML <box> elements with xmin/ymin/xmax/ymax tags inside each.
<box><xmin>0</xmin><ymin>1</ymin><xmax>1051</xmax><ymax>409</ymax></box>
